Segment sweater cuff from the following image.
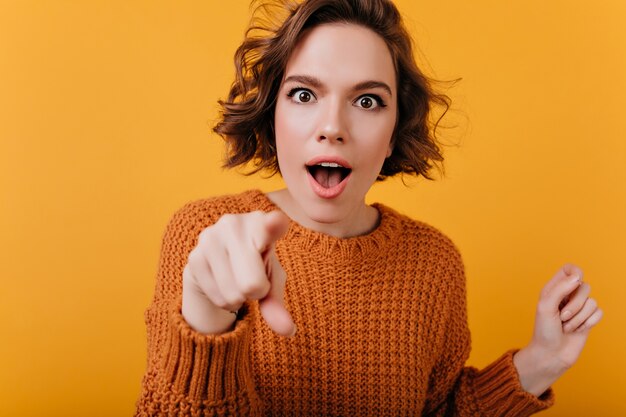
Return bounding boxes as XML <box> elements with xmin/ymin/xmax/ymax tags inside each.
<box><xmin>161</xmin><ymin>299</ymin><xmax>256</xmax><ymax>403</ymax></box>
<box><xmin>474</xmin><ymin>350</ymin><xmax>555</xmax><ymax>417</ymax></box>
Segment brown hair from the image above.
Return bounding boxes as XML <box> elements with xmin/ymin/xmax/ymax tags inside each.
<box><xmin>214</xmin><ymin>0</ymin><xmax>451</xmax><ymax>180</ymax></box>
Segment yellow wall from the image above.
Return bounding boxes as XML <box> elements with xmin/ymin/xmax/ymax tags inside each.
<box><xmin>1</xmin><ymin>1</ymin><xmax>624</xmax><ymax>415</ymax></box>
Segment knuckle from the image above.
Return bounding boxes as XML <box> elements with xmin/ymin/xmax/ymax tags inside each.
<box><xmin>587</xmin><ymin>297</ymin><xmax>597</xmax><ymax>310</ymax></box>
<box><xmin>211</xmin><ymin>297</ymin><xmax>229</xmax><ymax>310</ymax></box>
<box><xmin>224</xmin><ymin>294</ymin><xmax>245</xmax><ymax>309</ymax></box>
<box><xmin>248</xmin><ymin>210</ymin><xmax>264</xmax><ymax>220</ymax></box>
<box><xmin>596</xmin><ymin>308</ymin><xmax>604</xmax><ymax>320</ymax></box>
<box><xmin>219</xmin><ymin>213</ymin><xmax>234</xmax><ymax>223</ymax></box>
<box><xmin>198</xmin><ymin>225</ymin><xmax>209</xmax><ymax>239</ymax></box>
<box><xmin>187</xmin><ymin>249</ymin><xmax>201</xmax><ymax>266</ymax></box>
<box><xmin>580</xmin><ymin>282</ymin><xmax>591</xmax><ymax>293</ymax></box>
<box><xmin>240</xmin><ymin>278</ymin><xmax>269</xmax><ymax>299</ymax></box>
<box><xmin>218</xmin><ymin>213</ymin><xmax>239</xmax><ymax>229</ymax></box>
<box><xmin>198</xmin><ymin>227</ymin><xmax>215</xmax><ymax>245</ymax></box>
<box><xmin>536</xmin><ymin>300</ymin><xmax>552</xmax><ymax>315</ymax></box>
<box><xmin>586</xmin><ymin>309</ymin><xmax>603</xmax><ymax>327</ymax></box>
<box><xmin>197</xmin><ymin>231</ymin><xmax>222</xmax><ymax>254</ymax></box>
<box><xmin>217</xmin><ymin>214</ymin><xmax>247</xmax><ymax>240</ymax></box>
<box><xmin>249</xmin><ymin>210</ymin><xmax>268</xmax><ymax>228</ymax></box>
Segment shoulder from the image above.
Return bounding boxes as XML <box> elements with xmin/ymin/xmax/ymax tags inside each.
<box><xmin>162</xmin><ymin>189</ymin><xmax>268</xmax><ymax>242</ymax></box>
<box><xmin>378</xmin><ymin>204</ymin><xmax>462</xmax><ymax>258</ymax></box>
<box><xmin>170</xmin><ymin>189</ymin><xmax>268</xmax><ymax>223</ymax></box>
<box><xmin>376</xmin><ymin>203</ymin><xmax>465</xmax><ymax>282</ymax></box>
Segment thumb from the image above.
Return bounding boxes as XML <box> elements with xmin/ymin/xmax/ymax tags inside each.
<box><xmin>259</xmin><ymin>249</ymin><xmax>296</xmax><ymax>337</ymax></box>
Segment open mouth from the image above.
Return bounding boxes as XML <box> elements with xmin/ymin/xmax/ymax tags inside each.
<box><xmin>306</xmin><ymin>162</ymin><xmax>352</xmax><ymax>188</ymax></box>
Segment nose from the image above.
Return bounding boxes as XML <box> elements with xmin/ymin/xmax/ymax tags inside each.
<box><xmin>317</xmin><ymin>98</ymin><xmax>347</xmax><ymax>143</ymax></box>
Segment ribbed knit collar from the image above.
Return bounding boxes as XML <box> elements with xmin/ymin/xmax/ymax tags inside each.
<box><xmin>243</xmin><ymin>189</ymin><xmax>400</xmax><ymax>260</ymax></box>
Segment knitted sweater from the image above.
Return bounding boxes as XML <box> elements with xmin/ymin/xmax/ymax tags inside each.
<box><xmin>135</xmin><ymin>189</ymin><xmax>554</xmax><ymax>416</ymax></box>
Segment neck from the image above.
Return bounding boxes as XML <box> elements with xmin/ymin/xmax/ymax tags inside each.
<box><xmin>266</xmin><ymin>188</ymin><xmax>380</xmax><ymax>239</ymax></box>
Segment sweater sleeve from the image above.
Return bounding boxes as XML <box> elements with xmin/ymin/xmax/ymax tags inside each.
<box><xmin>423</xmin><ymin>244</ymin><xmax>555</xmax><ymax>417</ymax></box>
<box><xmin>134</xmin><ymin>201</ymin><xmax>263</xmax><ymax>416</ymax></box>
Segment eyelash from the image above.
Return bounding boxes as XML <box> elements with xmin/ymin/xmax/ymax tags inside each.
<box><xmin>358</xmin><ymin>94</ymin><xmax>387</xmax><ymax>109</ymax></box>
<box><xmin>286</xmin><ymin>87</ymin><xmax>314</xmax><ymax>101</ymax></box>
<box><xmin>286</xmin><ymin>86</ymin><xmax>387</xmax><ymax>109</ymax></box>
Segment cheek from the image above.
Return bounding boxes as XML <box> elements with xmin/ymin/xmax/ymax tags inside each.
<box><xmin>274</xmin><ymin>103</ymin><xmax>294</xmax><ymax>167</ymax></box>
<box><xmin>275</xmin><ymin>103</ymin><xmax>315</xmax><ymax>151</ymax></box>
<box><xmin>351</xmin><ymin>114</ymin><xmax>396</xmax><ymax>160</ymax></box>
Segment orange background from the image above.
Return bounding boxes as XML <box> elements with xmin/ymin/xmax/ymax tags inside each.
<box><xmin>1</xmin><ymin>1</ymin><xmax>624</xmax><ymax>416</ymax></box>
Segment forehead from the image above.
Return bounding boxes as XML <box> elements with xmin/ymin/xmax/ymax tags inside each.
<box><xmin>283</xmin><ymin>23</ymin><xmax>396</xmax><ymax>90</ymax></box>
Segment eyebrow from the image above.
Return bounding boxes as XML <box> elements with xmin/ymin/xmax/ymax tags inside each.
<box><xmin>283</xmin><ymin>74</ymin><xmax>393</xmax><ymax>97</ymax></box>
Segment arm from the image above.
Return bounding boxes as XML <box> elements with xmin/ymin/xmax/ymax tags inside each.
<box><xmin>513</xmin><ymin>264</ymin><xmax>603</xmax><ymax>397</ymax></box>
<box><xmin>423</xmin><ymin>251</ymin><xmax>554</xmax><ymax>417</ymax></box>
<box><xmin>134</xmin><ymin>202</ymin><xmax>263</xmax><ymax>416</ymax></box>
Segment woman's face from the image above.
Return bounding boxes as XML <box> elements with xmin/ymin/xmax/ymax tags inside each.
<box><xmin>274</xmin><ymin>23</ymin><xmax>397</xmax><ymax>232</ymax></box>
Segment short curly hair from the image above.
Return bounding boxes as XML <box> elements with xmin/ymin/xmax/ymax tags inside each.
<box><xmin>214</xmin><ymin>0</ymin><xmax>451</xmax><ymax>181</ymax></box>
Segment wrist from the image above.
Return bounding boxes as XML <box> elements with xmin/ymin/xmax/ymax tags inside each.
<box><xmin>513</xmin><ymin>345</ymin><xmax>565</xmax><ymax>397</ymax></box>
<box><xmin>182</xmin><ymin>286</ymin><xmax>237</xmax><ymax>334</ymax></box>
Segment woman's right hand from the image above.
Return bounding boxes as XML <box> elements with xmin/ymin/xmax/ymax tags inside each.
<box><xmin>181</xmin><ymin>210</ymin><xmax>295</xmax><ymax>336</ymax></box>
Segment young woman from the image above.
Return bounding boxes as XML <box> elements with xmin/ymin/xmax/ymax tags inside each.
<box><xmin>135</xmin><ymin>0</ymin><xmax>603</xmax><ymax>415</ymax></box>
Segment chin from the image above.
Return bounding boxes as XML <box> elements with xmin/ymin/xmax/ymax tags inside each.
<box><xmin>299</xmin><ymin>193</ymin><xmax>360</xmax><ymax>225</ymax></box>
<box><xmin>305</xmin><ymin>210</ymin><xmax>344</xmax><ymax>225</ymax></box>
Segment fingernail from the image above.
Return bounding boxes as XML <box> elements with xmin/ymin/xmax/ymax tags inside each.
<box><xmin>289</xmin><ymin>325</ymin><xmax>297</xmax><ymax>337</ymax></box>
<box><xmin>561</xmin><ymin>310</ymin><xmax>572</xmax><ymax>321</ymax></box>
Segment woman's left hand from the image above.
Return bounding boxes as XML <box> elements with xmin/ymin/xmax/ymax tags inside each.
<box><xmin>513</xmin><ymin>263</ymin><xmax>603</xmax><ymax>397</ymax></box>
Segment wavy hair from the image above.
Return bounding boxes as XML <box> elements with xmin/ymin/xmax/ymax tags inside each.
<box><xmin>214</xmin><ymin>0</ymin><xmax>452</xmax><ymax>180</ymax></box>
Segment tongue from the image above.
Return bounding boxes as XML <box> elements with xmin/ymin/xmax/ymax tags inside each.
<box><xmin>314</xmin><ymin>167</ymin><xmax>343</xmax><ymax>188</ymax></box>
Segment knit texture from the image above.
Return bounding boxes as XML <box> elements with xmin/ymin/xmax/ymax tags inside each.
<box><xmin>135</xmin><ymin>189</ymin><xmax>554</xmax><ymax>416</ymax></box>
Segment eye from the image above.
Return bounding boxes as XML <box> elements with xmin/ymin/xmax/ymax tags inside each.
<box><xmin>354</xmin><ymin>94</ymin><xmax>386</xmax><ymax>110</ymax></box>
<box><xmin>287</xmin><ymin>87</ymin><xmax>316</xmax><ymax>104</ymax></box>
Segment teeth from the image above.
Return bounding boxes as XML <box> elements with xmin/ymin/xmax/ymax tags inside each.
<box><xmin>318</xmin><ymin>162</ymin><xmax>343</xmax><ymax>168</ymax></box>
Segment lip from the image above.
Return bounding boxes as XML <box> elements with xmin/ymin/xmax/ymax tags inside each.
<box><xmin>305</xmin><ymin>155</ymin><xmax>352</xmax><ymax>169</ymax></box>
<box><xmin>305</xmin><ymin>155</ymin><xmax>352</xmax><ymax>199</ymax></box>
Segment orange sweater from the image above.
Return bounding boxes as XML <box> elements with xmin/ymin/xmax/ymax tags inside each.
<box><xmin>135</xmin><ymin>189</ymin><xmax>554</xmax><ymax>416</ymax></box>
